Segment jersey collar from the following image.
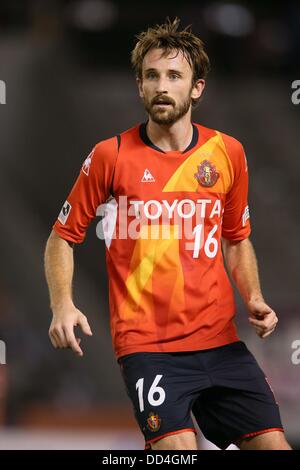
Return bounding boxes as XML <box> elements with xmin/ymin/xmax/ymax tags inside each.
<box><xmin>139</xmin><ymin>121</ymin><xmax>199</xmax><ymax>154</ymax></box>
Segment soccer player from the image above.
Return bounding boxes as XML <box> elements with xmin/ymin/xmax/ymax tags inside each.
<box><xmin>44</xmin><ymin>18</ymin><xmax>291</xmax><ymax>450</ymax></box>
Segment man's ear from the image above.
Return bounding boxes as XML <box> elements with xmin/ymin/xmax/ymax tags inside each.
<box><xmin>191</xmin><ymin>79</ymin><xmax>205</xmax><ymax>101</ymax></box>
<box><xmin>137</xmin><ymin>78</ymin><xmax>144</xmax><ymax>99</ymax></box>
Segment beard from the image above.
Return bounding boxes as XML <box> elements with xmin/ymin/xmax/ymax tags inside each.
<box><xmin>143</xmin><ymin>89</ymin><xmax>192</xmax><ymax>125</ymax></box>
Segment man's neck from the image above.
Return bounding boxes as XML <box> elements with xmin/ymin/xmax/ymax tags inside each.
<box><xmin>146</xmin><ymin>115</ymin><xmax>193</xmax><ymax>152</ymax></box>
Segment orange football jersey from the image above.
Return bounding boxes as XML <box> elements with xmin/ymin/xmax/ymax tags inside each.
<box><xmin>53</xmin><ymin>122</ymin><xmax>251</xmax><ymax>359</ymax></box>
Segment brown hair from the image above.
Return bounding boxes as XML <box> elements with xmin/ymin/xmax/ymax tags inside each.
<box><xmin>131</xmin><ymin>17</ymin><xmax>210</xmax><ymax>107</ymax></box>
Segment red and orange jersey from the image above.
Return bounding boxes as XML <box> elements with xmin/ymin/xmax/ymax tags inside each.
<box><xmin>53</xmin><ymin>122</ymin><xmax>251</xmax><ymax>359</ymax></box>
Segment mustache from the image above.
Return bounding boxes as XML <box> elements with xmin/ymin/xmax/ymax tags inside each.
<box><xmin>151</xmin><ymin>96</ymin><xmax>175</xmax><ymax>106</ymax></box>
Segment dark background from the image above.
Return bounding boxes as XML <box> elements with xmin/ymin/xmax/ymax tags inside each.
<box><xmin>0</xmin><ymin>0</ymin><xmax>299</xmax><ymax>450</ymax></box>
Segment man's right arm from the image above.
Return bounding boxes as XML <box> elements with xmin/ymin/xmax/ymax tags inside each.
<box><xmin>44</xmin><ymin>230</ymin><xmax>92</xmax><ymax>356</ymax></box>
<box><xmin>45</xmin><ymin>137</ymin><xmax>118</xmax><ymax>355</ymax></box>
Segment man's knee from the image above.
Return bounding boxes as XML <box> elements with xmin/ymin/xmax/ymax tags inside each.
<box><xmin>150</xmin><ymin>431</ymin><xmax>198</xmax><ymax>450</ymax></box>
<box><xmin>237</xmin><ymin>431</ymin><xmax>292</xmax><ymax>450</ymax></box>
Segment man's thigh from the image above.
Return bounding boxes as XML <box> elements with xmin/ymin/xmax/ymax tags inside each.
<box><xmin>118</xmin><ymin>351</ymin><xmax>210</xmax><ymax>449</ymax></box>
<box><xmin>151</xmin><ymin>431</ymin><xmax>198</xmax><ymax>450</ymax></box>
<box><xmin>237</xmin><ymin>430</ymin><xmax>292</xmax><ymax>450</ymax></box>
<box><xmin>192</xmin><ymin>342</ymin><xmax>284</xmax><ymax>449</ymax></box>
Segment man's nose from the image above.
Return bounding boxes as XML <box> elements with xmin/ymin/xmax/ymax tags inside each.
<box><xmin>156</xmin><ymin>77</ymin><xmax>168</xmax><ymax>94</ymax></box>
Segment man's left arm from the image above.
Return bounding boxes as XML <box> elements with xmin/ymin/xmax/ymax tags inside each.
<box><xmin>222</xmin><ymin>237</ymin><xmax>278</xmax><ymax>338</ymax></box>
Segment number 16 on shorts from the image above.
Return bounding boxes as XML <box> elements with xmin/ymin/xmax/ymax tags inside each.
<box><xmin>136</xmin><ymin>375</ymin><xmax>166</xmax><ymax>412</ymax></box>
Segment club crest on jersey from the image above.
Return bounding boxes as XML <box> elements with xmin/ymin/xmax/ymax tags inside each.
<box><xmin>146</xmin><ymin>412</ymin><xmax>161</xmax><ymax>432</ymax></box>
<box><xmin>82</xmin><ymin>148</ymin><xmax>95</xmax><ymax>176</ymax></box>
<box><xmin>194</xmin><ymin>160</ymin><xmax>219</xmax><ymax>187</ymax></box>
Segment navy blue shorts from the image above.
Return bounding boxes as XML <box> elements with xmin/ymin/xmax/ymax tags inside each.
<box><xmin>118</xmin><ymin>341</ymin><xmax>283</xmax><ymax>449</ymax></box>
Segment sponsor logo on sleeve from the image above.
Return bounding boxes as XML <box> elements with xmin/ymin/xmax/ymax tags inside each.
<box><xmin>0</xmin><ymin>80</ymin><xmax>6</xmax><ymax>105</ymax></box>
<box><xmin>82</xmin><ymin>148</ymin><xmax>95</xmax><ymax>176</ymax></box>
<box><xmin>243</xmin><ymin>151</ymin><xmax>248</xmax><ymax>172</ymax></box>
<box><xmin>242</xmin><ymin>205</ymin><xmax>250</xmax><ymax>227</ymax></box>
<box><xmin>0</xmin><ymin>340</ymin><xmax>6</xmax><ymax>364</ymax></box>
<box><xmin>58</xmin><ymin>200</ymin><xmax>72</xmax><ymax>225</ymax></box>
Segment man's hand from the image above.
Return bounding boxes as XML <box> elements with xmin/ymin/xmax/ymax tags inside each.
<box><xmin>49</xmin><ymin>303</ymin><xmax>93</xmax><ymax>356</ymax></box>
<box><xmin>248</xmin><ymin>298</ymin><xmax>278</xmax><ymax>338</ymax></box>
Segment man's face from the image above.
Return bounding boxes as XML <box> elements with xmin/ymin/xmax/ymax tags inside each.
<box><xmin>137</xmin><ymin>48</ymin><xmax>204</xmax><ymax>125</ymax></box>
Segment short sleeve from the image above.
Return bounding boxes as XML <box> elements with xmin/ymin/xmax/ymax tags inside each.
<box><xmin>221</xmin><ymin>139</ymin><xmax>251</xmax><ymax>241</ymax></box>
<box><xmin>53</xmin><ymin>137</ymin><xmax>118</xmax><ymax>244</ymax></box>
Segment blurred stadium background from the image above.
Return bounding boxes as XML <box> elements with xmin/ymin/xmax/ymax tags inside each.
<box><xmin>0</xmin><ymin>0</ymin><xmax>299</xmax><ymax>450</ymax></box>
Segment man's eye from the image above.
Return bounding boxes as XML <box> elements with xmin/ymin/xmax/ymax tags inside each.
<box><xmin>146</xmin><ymin>73</ymin><xmax>156</xmax><ymax>79</ymax></box>
<box><xmin>169</xmin><ymin>74</ymin><xmax>179</xmax><ymax>80</ymax></box>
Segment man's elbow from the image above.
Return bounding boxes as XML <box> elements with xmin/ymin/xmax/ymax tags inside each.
<box><xmin>221</xmin><ymin>237</ymin><xmax>252</xmax><ymax>257</ymax></box>
<box><xmin>47</xmin><ymin>230</ymin><xmax>74</xmax><ymax>248</ymax></box>
<box><xmin>222</xmin><ymin>236</ymin><xmax>251</xmax><ymax>247</ymax></box>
